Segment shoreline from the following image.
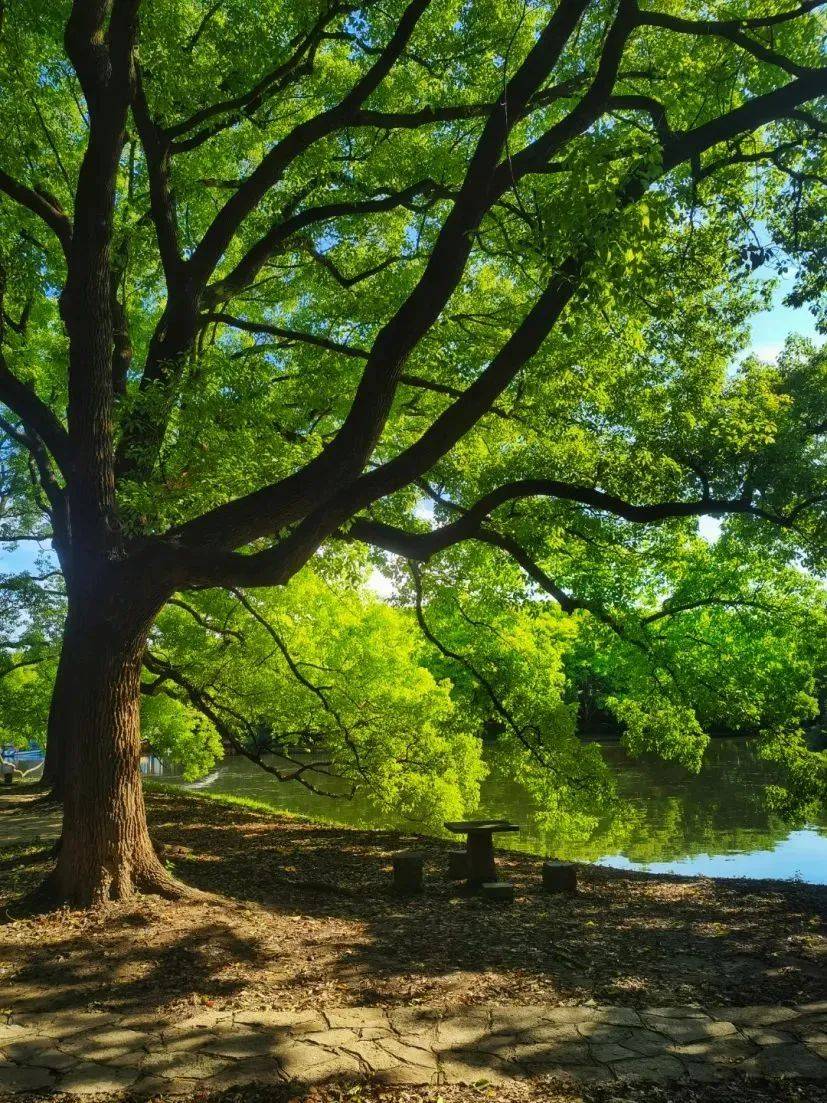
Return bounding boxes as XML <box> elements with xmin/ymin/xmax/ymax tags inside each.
<box><xmin>3</xmin><ymin>781</ymin><xmax>826</xmax><ymax>895</ymax></box>
<box><xmin>142</xmin><ymin>782</ymin><xmax>827</xmax><ymax>893</ymax></box>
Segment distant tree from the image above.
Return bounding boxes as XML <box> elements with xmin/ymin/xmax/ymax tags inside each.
<box><xmin>0</xmin><ymin>553</ymin><xmax>62</xmax><ymax>751</ymax></box>
<box><xmin>0</xmin><ymin>0</ymin><xmax>825</xmax><ymax>905</ymax></box>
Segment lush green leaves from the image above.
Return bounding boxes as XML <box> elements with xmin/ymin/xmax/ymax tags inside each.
<box><xmin>0</xmin><ymin>0</ymin><xmax>825</xmax><ymax>831</ymax></box>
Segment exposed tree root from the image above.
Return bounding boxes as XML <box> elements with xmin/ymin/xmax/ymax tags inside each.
<box><xmin>24</xmin><ymin>855</ymin><xmax>205</xmax><ymax>912</ymax></box>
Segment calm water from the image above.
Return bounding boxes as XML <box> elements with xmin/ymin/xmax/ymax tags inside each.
<box><xmin>158</xmin><ymin>738</ymin><xmax>827</xmax><ymax>884</ymax></box>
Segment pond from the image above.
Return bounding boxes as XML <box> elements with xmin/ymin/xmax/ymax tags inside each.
<box><xmin>156</xmin><ymin>737</ymin><xmax>827</xmax><ymax>884</ymax></box>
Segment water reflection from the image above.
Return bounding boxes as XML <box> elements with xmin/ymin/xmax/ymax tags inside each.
<box><xmin>595</xmin><ymin>831</ymin><xmax>826</xmax><ymax>882</ymax></box>
<box><xmin>479</xmin><ymin>741</ymin><xmax>827</xmax><ymax>881</ymax></box>
<box><xmin>158</xmin><ymin>738</ymin><xmax>827</xmax><ymax>884</ymax></box>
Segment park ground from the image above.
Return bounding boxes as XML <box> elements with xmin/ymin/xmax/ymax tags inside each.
<box><xmin>0</xmin><ymin>786</ymin><xmax>825</xmax><ymax>1102</ymax></box>
<box><xmin>1</xmin><ymin>1077</ymin><xmax>827</xmax><ymax>1103</ymax></box>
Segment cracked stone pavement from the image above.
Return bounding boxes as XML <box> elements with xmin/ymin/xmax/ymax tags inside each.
<box><xmin>1</xmin><ymin>1002</ymin><xmax>825</xmax><ymax>1095</ymax></box>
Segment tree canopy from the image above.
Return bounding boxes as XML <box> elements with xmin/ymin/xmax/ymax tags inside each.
<box><xmin>0</xmin><ymin>0</ymin><xmax>825</xmax><ymax>904</ymax></box>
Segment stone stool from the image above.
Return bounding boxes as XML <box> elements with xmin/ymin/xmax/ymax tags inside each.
<box><xmin>542</xmin><ymin>860</ymin><xmax>577</xmax><ymax>893</ymax></box>
<box><xmin>392</xmin><ymin>850</ymin><xmax>424</xmax><ymax>894</ymax></box>
<box><xmin>481</xmin><ymin>881</ymin><xmax>514</xmax><ymax>903</ymax></box>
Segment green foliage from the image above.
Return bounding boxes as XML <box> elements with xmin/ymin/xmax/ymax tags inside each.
<box><xmin>608</xmin><ymin>697</ymin><xmax>708</xmax><ymax>772</ymax></box>
<box><xmin>0</xmin><ymin>561</ymin><xmax>62</xmax><ymax>749</ymax></box>
<box><xmin>140</xmin><ymin>694</ymin><xmax>223</xmax><ymax>782</ymax></box>
<box><xmin>0</xmin><ymin>656</ymin><xmax>54</xmax><ymax>749</ymax></box>
<box><xmin>399</xmin><ymin>555</ymin><xmax>620</xmax><ymax>835</ymax></box>
<box><xmin>0</xmin><ymin>1</ymin><xmax>825</xmax><ymax>837</ymax></box>
<box><xmin>146</xmin><ymin>572</ymin><xmax>486</xmax><ymax>829</ymax></box>
<box><xmin>756</xmin><ymin>727</ymin><xmax>827</xmax><ymax>822</ymax></box>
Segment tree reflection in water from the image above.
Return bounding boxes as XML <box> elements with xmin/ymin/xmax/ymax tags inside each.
<box><xmin>479</xmin><ymin>737</ymin><xmax>827</xmax><ymax>872</ymax></box>
<box><xmin>161</xmin><ymin>737</ymin><xmax>827</xmax><ymax>881</ymax></box>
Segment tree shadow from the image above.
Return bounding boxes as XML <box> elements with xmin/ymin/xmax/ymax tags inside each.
<box><xmin>0</xmin><ymin>790</ymin><xmax>824</xmax><ymax>1021</ymax></box>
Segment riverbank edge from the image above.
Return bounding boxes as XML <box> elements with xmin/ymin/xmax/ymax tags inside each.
<box><xmin>2</xmin><ymin>785</ymin><xmax>824</xmax><ymax>1024</ymax></box>
<box><xmin>141</xmin><ymin>782</ymin><xmax>827</xmax><ymax>897</ymax></box>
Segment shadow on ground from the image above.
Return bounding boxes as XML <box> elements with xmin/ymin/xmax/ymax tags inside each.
<box><xmin>0</xmin><ymin>789</ymin><xmax>824</xmax><ymax>1020</ymax></box>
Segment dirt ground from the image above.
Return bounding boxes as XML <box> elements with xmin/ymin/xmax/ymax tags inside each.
<box><xmin>3</xmin><ymin>1074</ymin><xmax>827</xmax><ymax>1103</ymax></box>
<box><xmin>0</xmin><ymin>788</ymin><xmax>824</xmax><ymax>1022</ymax></box>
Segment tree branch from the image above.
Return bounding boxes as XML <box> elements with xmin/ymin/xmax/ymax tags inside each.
<box><xmin>203</xmin><ymin>180</ymin><xmax>441</xmax><ymax>305</ymax></box>
<box><xmin>349</xmin><ymin>480</ymin><xmax>794</xmax><ymax>555</ymax></box>
<box><xmin>204</xmin><ymin>312</ymin><xmax>370</xmax><ymax>358</ymax></box>
<box><xmin>167</xmin><ymin>3</ymin><xmax>351</xmax><ymax>151</ymax></box>
<box><xmin>0</xmin><ymin>170</ymin><xmax>72</xmax><ymax>256</ymax></box>
<box><xmin>0</xmin><ymin>352</ymin><xmax>72</xmax><ymax>476</ymax></box>
<box><xmin>641</xmin><ymin>595</ymin><xmax>780</xmax><ymax>624</ymax></box>
<box><xmin>186</xmin><ymin>0</ymin><xmax>434</xmax><ymax>290</ymax></box>
<box><xmin>143</xmin><ymin>649</ymin><xmax>353</xmax><ymax>799</ymax></box>
<box><xmin>132</xmin><ymin>67</ymin><xmax>182</xmax><ymax>285</ymax></box>
<box><xmin>170</xmin><ymin>2</ymin><xmax>591</xmax><ymax>555</ymax></box>
<box><xmin>162</xmin><ymin>6</ymin><xmax>826</xmax><ymax>592</ymax></box>
<box><xmin>637</xmin><ymin>4</ymin><xmax>823</xmax><ymax>79</ymax></box>
<box><xmin>166</xmin><ymin>596</ymin><xmax>243</xmax><ymax>640</ymax></box>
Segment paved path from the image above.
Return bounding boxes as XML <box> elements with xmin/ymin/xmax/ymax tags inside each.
<box><xmin>1</xmin><ymin>1003</ymin><xmax>825</xmax><ymax>1095</ymax></box>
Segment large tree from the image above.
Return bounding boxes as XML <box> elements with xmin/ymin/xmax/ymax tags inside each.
<box><xmin>0</xmin><ymin>0</ymin><xmax>825</xmax><ymax>905</ymax></box>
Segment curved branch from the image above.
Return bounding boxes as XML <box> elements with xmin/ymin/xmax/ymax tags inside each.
<box><xmin>642</xmin><ymin>595</ymin><xmax>782</xmax><ymax>624</ymax></box>
<box><xmin>166</xmin><ymin>596</ymin><xmax>243</xmax><ymax>640</ymax></box>
<box><xmin>132</xmin><ymin>68</ymin><xmax>182</xmax><ymax>285</ymax></box>
<box><xmin>637</xmin><ymin>5</ymin><xmax>823</xmax><ymax>79</ymax></box>
<box><xmin>186</xmin><ymin>0</ymin><xmax>434</xmax><ymax>289</ymax></box>
<box><xmin>168</xmin><ymin>4</ymin><xmax>352</xmax><ymax>150</ymax></box>
<box><xmin>204</xmin><ymin>181</ymin><xmax>446</xmax><ymax>306</ymax></box>
<box><xmin>229</xmin><ymin>587</ymin><xmax>342</xmax><ymax>723</ymax></box>
<box><xmin>0</xmin><ymin>352</ymin><xmax>72</xmax><ymax>477</ymax></box>
<box><xmin>408</xmin><ymin>561</ymin><xmax>550</xmax><ymax>768</ymax></box>
<box><xmin>143</xmin><ymin>650</ymin><xmax>353</xmax><ymax>800</ymax></box>
<box><xmin>203</xmin><ymin>313</ymin><xmax>370</xmax><ymax>358</ymax></box>
<box><xmin>349</xmin><ymin>481</ymin><xmax>793</xmax><ymax>557</ymax></box>
<box><xmin>0</xmin><ymin>170</ymin><xmax>72</xmax><ymax>256</ymax></box>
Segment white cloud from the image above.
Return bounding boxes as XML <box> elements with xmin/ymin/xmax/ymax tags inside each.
<box><xmin>750</xmin><ymin>341</ymin><xmax>784</xmax><ymax>363</ymax></box>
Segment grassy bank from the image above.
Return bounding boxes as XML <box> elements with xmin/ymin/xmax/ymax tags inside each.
<box><xmin>143</xmin><ymin>779</ymin><xmax>352</xmax><ymax>828</ymax></box>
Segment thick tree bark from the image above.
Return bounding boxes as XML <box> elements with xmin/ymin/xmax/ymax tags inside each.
<box><xmin>40</xmin><ymin>627</ymin><xmax>71</xmax><ymax>801</ymax></box>
<box><xmin>43</xmin><ymin>577</ymin><xmax>189</xmax><ymax>907</ymax></box>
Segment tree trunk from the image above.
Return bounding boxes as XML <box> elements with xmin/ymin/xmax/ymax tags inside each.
<box><xmin>44</xmin><ymin>587</ymin><xmax>188</xmax><ymax>908</ymax></box>
<box><xmin>40</xmin><ymin>632</ymin><xmax>71</xmax><ymax>801</ymax></box>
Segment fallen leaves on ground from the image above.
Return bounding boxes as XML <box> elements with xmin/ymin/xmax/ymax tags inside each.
<box><xmin>0</xmin><ymin>790</ymin><xmax>824</xmax><ymax>1020</ymax></box>
<box><xmin>4</xmin><ymin>1075</ymin><xmax>827</xmax><ymax>1103</ymax></box>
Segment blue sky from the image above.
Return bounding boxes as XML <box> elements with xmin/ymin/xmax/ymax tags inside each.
<box><xmin>697</xmin><ymin>278</ymin><xmax>821</xmax><ymax>541</ymax></box>
<box><xmin>2</xmin><ymin>541</ymin><xmax>53</xmax><ymax>574</ymax></box>
<box><xmin>749</xmin><ymin>272</ymin><xmax>820</xmax><ymax>362</ymax></box>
